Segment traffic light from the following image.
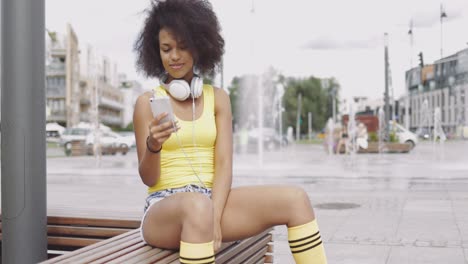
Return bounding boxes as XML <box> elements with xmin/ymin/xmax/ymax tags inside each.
<box><xmin>418</xmin><ymin>52</ymin><xmax>424</xmax><ymax>68</ymax></box>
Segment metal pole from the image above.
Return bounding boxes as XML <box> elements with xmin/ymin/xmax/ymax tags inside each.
<box><xmin>406</xmin><ymin>25</ymin><xmax>413</xmax><ymax>130</ymax></box>
<box><xmin>332</xmin><ymin>88</ymin><xmax>336</xmax><ymax>123</ymax></box>
<box><xmin>308</xmin><ymin>112</ymin><xmax>312</xmax><ymax>141</ymax></box>
<box><xmin>440</xmin><ymin>4</ymin><xmax>444</xmax><ymax>59</ymax></box>
<box><xmin>258</xmin><ymin>75</ymin><xmax>263</xmax><ymax>167</ymax></box>
<box><xmin>1</xmin><ymin>0</ymin><xmax>48</xmax><ymax>262</ymax></box>
<box><xmin>296</xmin><ymin>93</ymin><xmax>302</xmax><ymax>141</ymax></box>
<box><xmin>384</xmin><ymin>33</ymin><xmax>390</xmax><ymax>139</ymax></box>
<box><xmin>279</xmin><ymin>97</ymin><xmax>283</xmax><ymax>146</ymax></box>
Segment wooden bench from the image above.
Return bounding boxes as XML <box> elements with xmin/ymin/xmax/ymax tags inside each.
<box><xmin>1</xmin><ymin>216</ymin><xmax>274</xmax><ymax>263</ymax></box>
<box><xmin>41</xmin><ymin>228</ymin><xmax>274</xmax><ymax>264</ymax></box>
<box><xmin>0</xmin><ymin>216</ymin><xmax>140</xmax><ymax>257</ymax></box>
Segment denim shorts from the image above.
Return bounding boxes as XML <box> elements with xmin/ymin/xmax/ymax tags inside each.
<box><xmin>143</xmin><ymin>184</ymin><xmax>212</xmax><ymax>212</ymax></box>
<box><xmin>140</xmin><ymin>184</ymin><xmax>212</xmax><ymax>244</ymax></box>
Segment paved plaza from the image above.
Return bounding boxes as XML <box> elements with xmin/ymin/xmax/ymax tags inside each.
<box><xmin>4</xmin><ymin>140</ymin><xmax>468</xmax><ymax>263</ymax></box>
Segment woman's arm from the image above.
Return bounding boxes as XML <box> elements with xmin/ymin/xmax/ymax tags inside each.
<box><xmin>133</xmin><ymin>92</ymin><xmax>177</xmax><ymax>187</ymax></box>
<box><xmin>212</xmin><ymin>87</ymin><xmax>233</xmax><ymax>223</ymax></box>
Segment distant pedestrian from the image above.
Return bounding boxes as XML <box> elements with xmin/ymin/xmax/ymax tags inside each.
<box><xmin>336</xmin><ymin>125</ymin><xmax>348</xmax><ymax>154</ymax></box>
<box><xmin>132</xmin><ymin>1</ymin><xmax>327</xmax><ymax>263</ymax></box>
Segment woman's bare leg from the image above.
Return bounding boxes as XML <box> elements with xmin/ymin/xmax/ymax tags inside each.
<box><xmin>220</xmin><ymin>185</ymin><xmax>327</xmax><ymax>263</ymax></box>
<box><xmin>220</xmin><ymin>185</ymin><xmax>314</xmax><ymax>241</ymax></box>
<box><xmin>141</xmin><ymin>192</ymin><xmax>213</xmax><ymax>249</ymax></box>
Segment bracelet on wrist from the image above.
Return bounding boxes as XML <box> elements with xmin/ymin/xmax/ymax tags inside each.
<box><xmin>146</xmin><ymin>136</ymin><xmax>162</xmax><ymax>154</ymax></box>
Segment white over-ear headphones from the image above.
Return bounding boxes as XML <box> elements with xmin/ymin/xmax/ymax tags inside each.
<box><xmin>160</xmin><ymin>70</ymin><xmax>203</xmax><ymax>101</ymax></box>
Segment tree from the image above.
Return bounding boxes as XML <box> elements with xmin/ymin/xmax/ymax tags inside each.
<box><xmin>324</xmin><ymin>77</ymin><xmax>341</xmax><ymax>123</ymax></box>
<box><xmin>282</xmin><ymin>76</ymin><xmax>340</xmax><ymax>135</ymax></box>
<box><xmin>227</xmin><ymin>76</ymin><xmax>241</xmax><ymax>129</ymax></box>
<box><xmin>228</xmin><ymin>72</ymin><xmax>341</xmax><ymax>136</ymax></box>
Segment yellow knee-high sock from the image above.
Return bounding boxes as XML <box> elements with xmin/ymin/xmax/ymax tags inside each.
<box><xmin>179</xmin><ymin>241</ymin><xmax>215</xmax><ymax>264</ymax></box>
<box><xmin>288</xmin><ymin>219</ymin><xmax>327</xmax><ymax>264</ymax></box>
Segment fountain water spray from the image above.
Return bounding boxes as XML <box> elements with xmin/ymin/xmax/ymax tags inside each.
<box><xmin>419</xmin><ymin>99</ymin><xmax>432</xmax><ymax>139</ymax></box>
<box><xmin>433</xmin><ymin>107</ymin><xmax>446</xmax><ymax>143</ymax></box>
<box><xmin>326</xmin><ymin>118</ymin><xmax>335</xmax><ymax>155</ymax></box>
<box><xmin>347</xmin><ymin>103</ymin><xmax>357</xmax><ymax>155</ymax></box>
<box><xmin>378</xmin><ymin>108</ymin><xmax>386</xmax><ymax>153</ymax></box>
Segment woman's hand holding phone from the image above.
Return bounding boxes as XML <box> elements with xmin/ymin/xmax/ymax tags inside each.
<box><xmin>147</xmin><ymin>97</ymin><xmax>180</xmax><ymax>151</ymax></box>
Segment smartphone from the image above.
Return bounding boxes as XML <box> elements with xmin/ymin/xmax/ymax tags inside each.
<box><xmin>149</xmin><ymin>96</ymin><xmax>174</xmax><ymax>124</ymax></box>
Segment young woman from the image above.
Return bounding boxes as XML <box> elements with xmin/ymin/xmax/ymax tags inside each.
<box><xmin>133</xmin><ymin>0</ymin><xmax>327</xmax><ymax>263</ymax></box>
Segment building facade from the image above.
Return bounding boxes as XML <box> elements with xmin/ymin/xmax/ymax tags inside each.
<box><xmin>46</xmin><ymin>25</ymin><xmax>126</xmax><ymax>129</ymax></box>
<box><xmin>119</xmin><ymin>74</ymin><xmax>145</xmax><ymax>128</ymax></box>
<box><xmin>404</xmin><ymin>47</ymin><xmax>468</xmax><ymax>136</ymax></box>
<box><xmin>46</xmin><ymin>24</ymin><xmax>80</xmax><ymax>127</ymax></box>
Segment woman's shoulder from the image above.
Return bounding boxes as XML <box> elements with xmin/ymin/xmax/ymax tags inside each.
<box><xmin>211</xmin><ymin>86</ymin><xmax>230</xmax><ymax>114</ymax></box>
<box><xmin>211</xmin><ymin>86</ymin><xmax>228</xmax><ymax>97</ymax></box>
<box><xmin>134</xmin><ymin>91</ymin><xmax>156</xmax><ymax>111</ymax></box>
<box><xmin>136</xmin><ymin>91</ymin><xmax>154</xmax><ymax>102</ymax></box>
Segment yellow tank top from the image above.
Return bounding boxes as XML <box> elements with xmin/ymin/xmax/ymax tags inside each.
<box><xmin>148</xmin><ymin>84</ymin><xmax>217</xmax><ymax>193</ymax></box>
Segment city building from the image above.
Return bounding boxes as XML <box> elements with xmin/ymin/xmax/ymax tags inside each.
<box><xmin>118</xmin><ymin>74</ymin><xmax>145</xmax><ymax>128</ymax></box>
<box><xmin>45</xmin><ymin>24</ymin><xmax>80</xmax><ymax>127</ymax></box>
<box><xmin>403</xmin><ymin>47</ymin><xmax>468</xmax><ymax>135</ymax></box>
<box><xmin>46</xmin><ymin>25</ymin><xmax>126</xmax><ymax>129</ymax></box>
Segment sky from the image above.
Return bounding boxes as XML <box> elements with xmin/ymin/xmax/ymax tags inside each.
<box><xmin>46</xmin><ymin>0</ymin><xmax>468</xmax><ymax>102</ymax></box>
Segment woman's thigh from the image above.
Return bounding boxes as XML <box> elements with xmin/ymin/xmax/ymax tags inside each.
<box><xmin>220</xmin><ymin>185</ymin><xmax>314</xmax><ymax>242</ymax></box>
<box><xmin>141</xmin><ymin>192</ymin><xmax>212</xmax><ymax>249</ymax></box>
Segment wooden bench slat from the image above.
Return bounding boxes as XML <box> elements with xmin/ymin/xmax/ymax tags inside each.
<box><xmin>39</xmin><ymin>225</ymin><xmax>273</xmax><ymax>264</ymax></box>
<box><xmin>48</xmin><ymin>225</ymin><xmax>130</xmax><ymax>238</ymax></box>
<box><xmin>264</xmin><ymin>254</ymin><xmax>274</xmax><ymax>264</ymax></box>
<box><xmin>226</xmin><ymin>236</ymin><xmax>271</xmax><ymax>264</ymax></box>
<box><xmin>103</xmin><ymin>245</ymin><xmax>154</xmax><ymax>264</ymax></box>
<box><xmin>89</xmin><ymin>241</ymin><xmax>147</xmax><ymax>264</ymax></box>
<box><xmin>61</xmin><ymin>235</ymin><xmax>143</xmax><ymax>264</ymax></box>
<box><xmin>41</xmin><ymin>230</ymin><xmax>140</xmax><ymax>264</ymax></box>
<box><xmin>243</xmin><ymin>246</ymin><xmax>269</xmax><ymax>264</ymax></box>
<box><xmin>225</xmin><ymin>235</ymin><xmax>272</xmax><ymax>264</ymax></box>
<box><xmin>255</xmin><ymin>254</ymin><xmax>268</xmax><ymax>264</ymax></box>
<box><xmin>143</xmin><ymin>252</ymin><xmax>179</xmax><ymax>264</ymax></box>
<box><xmin>266</xmin><ymin>243</ymin><xmax>273</xmax><ymax>253</ymax></box>
<box><xmin>124</xmin><ymin>249</ymin><xmax>174</xmax><ymax>264</ymax></box>
<box><xmin>48</xmin><ymin>236</ymin><xmax>103</xmax><ymax>248</ymax></box>
<box><xmin>216</xmin><ymin>228</ymin><xmax>271</xmax><ymax>263</ymax></box>
<box><xmin>47</xmin><ymin>216</ymin><xmax>141</xmax><ymax>229</ymax></box>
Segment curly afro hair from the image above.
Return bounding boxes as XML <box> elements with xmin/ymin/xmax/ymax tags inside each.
<box><xmin>134</xmin><ymin>0</ymin><xmax>225</xmax><ymax>78</ymax></box>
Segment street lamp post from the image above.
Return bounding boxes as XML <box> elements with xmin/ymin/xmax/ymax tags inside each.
<box><xmin>384</xmin><ymin>33</ymin><xmax>390</xmax><ymax>139</ymax></box>
<box><xmin>276</xmin><ymin>83</ymin><xmax>285</xmax><ymax>146</ymax></box>
<box><xmin>2</xmin><ymin>0</ymin><xmax>48</xmax><ymax>262</ymax></box>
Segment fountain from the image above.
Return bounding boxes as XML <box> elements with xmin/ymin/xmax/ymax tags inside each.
<box><xmin>418</xmin><ymin>99</ymin><xmax>432</xmax><ymax>140</ymax></box>
<box><xmin>455</xmin><ymin>86</ymin><xmax>466</xmax><ymax>139</ymax></box>
<box><xmin>346</xmin><ymin>103</ymin><xmax>358</xmax><ymax>155</ymax></box>
<box><xmin>325</xmin><ymin>118</ymin><xmax>335</xmax><ymax>155</ymax></box>
<box><xmin>378</xmin><ymin>108</ymin><xmax>386</xmax><ymax>153</ymax></box>
<box><xmin>433</xmin><ymin>107</ymin><xmax>446</xmax><ymax>143</ymax></box>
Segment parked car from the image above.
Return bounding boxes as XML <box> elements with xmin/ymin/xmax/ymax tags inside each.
<box><xmin>389</xmin><ymin>122</ymin><xmax>418</xmax><ymax>149</ymax></box>
<box><xmin>116</xmin><ymin>131</ymin><xmax>136</xmax><ymax>148</ymax></box>
<box><xmin>85</xmin><ymin>131</ymin><xmax>132</xmax><ymax>155</ymax></box>
<box><xmin>414</xmin><ymin>127</ymin><xmax>431</xmax><ymax>140</ymax></box>
<box><xmin>59</xmin><ymin>127</ymin><xmax>91</xmax><ymax>151</ymax></box>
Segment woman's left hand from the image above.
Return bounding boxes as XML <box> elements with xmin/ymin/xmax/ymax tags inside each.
<box><xmin>213</xmin><ymin>221</ymin><xmax>222</xmax><ymax>252</ymax></box>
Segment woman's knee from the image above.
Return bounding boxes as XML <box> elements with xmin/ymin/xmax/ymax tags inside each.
<box><xmin>180</xmin><ymin>193</ymin><xmax>214</xmax><ymax>232</ymax></box>
<box><xmin>285</xmin><ymin>186</ymin><xmax>314</xmax><ymax>211</ymax></box>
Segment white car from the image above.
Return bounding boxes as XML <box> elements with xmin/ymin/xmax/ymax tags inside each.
<box><xmin>389</xmin><ymin>122</ymin><xmax>418</xmax><ymax>149</ymax></box>
<box><xmin>116</xmin><ymin>131</ymin><xmax>136</xmax><ymax>148</ymax></box>
<box><xmin>60</xmin><ymin>127</ymin><xmax>91</xmax><ymax>150</ymax></box>
<box><xmin>85</xmin><ymin>131</ymin><xmax>132</xmax><ymax>155</ymax></box>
